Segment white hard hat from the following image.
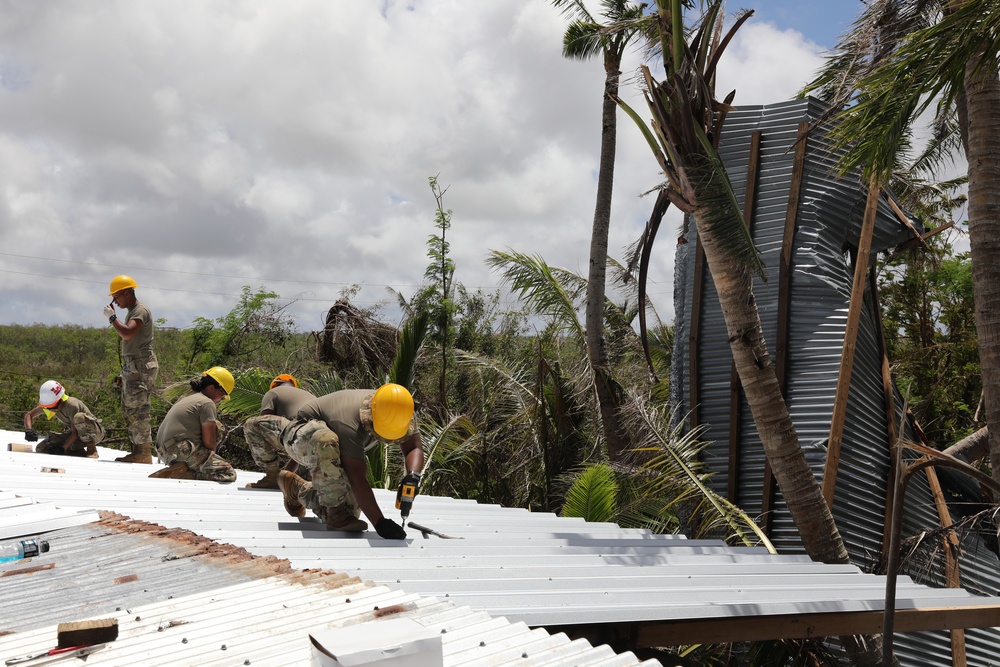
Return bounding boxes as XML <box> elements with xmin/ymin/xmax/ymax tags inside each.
<box><xmin>39</xmin><ymin>380</ymin><xmax>66</xmax><ymax>408</ymax></box>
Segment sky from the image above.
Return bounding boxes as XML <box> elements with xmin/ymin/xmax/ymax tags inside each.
<box><xmin>0</xmin><ymin>0</ymin><xmax>864</xmax><ymax>333</ymax></box>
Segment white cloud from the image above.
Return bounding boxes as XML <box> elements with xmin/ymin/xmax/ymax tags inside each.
<box><xmin>0</xmin><ymin>1</ymin><xmax>830</xmax><ymax>335</ymax></box>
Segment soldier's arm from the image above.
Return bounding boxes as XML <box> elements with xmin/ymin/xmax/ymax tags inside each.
<box><xmin>201</xmin><ymin>420</ymin><xmax>219</xmax><ymax>451</ymax></box>
<box><xmin>112</xmin><ymin>316</ymin><xmax>144</xmax><ymax>341</ymax></box>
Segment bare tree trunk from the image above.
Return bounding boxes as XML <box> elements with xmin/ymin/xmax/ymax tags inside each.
<box><xmin>962</xmin><ymin>54</ymin><xmax>1000</xmax><ymax>484</ymax></box>
<box><xmin>587</xmin><ymin>54</ymin><xmax>629</xmax><ymax>461</ymax></box>
<box><xmin>695</xmin><ymin>208</ymin><xmax>849</xmax><ymax>563</ymax></box>
<box><xmin>942</xmin><ymin>426</ymin><xmax>989</xmax><ymax>465</ymax></box>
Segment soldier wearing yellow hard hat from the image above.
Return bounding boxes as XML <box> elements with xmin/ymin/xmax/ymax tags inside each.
<box><xmin>148</xmin><ymin>367</ymin><xmax>237</xmax><ymax>483</ymax></box>
<box><xmin>104</xmin><ymin>274</ymin><xmax>158</xmax><ymax>464</ymax></box>
<box><xmin>268</xmin><ymin>384</ymin><xmax>423</xmax><ymax>540</ymax></box>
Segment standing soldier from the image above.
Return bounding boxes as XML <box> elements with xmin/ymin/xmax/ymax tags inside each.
<box><xmin>24</xmin><ymin>380</ymin><xmax>105</xmax><ymax>458</ymax></box>
<box><xmin>104</xmin><ymin>274</ymin><xmax>157</xmax><ymax>464</ymax></box>
<box><xmin>242</xmin><ymin>373</ymin><xmax>315</xmax><ymax>489</ymax></box>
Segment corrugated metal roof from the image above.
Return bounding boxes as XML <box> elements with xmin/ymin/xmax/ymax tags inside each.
<box><xmin>3</xmin><ymin>432</ymin><xmax>1000</xmax><ymax>665</ymax></box>
<box><xmin>670</xmin><ymin>97</ymin><xmax>1000</xmax><ymax>665</ymax></box>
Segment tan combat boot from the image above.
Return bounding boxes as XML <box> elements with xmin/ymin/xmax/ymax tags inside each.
<box><xmin>325</xmin><ymin>505</ymin><xmax>367</xmax><ymax>532</ymax></box>
<box><xmin>85</xmin><ymin>443</ymin><xmax>99</xmax><ymax>459</ymax></box>
<box><xmin>276</xmin><ymin>470</ymin><xmax>307</xmax><ymax>518</ymax></box>
<box><xmin>116</xmin><ymin>442</ymin><xmax>153</xmax><ymax>464</ymax></box>
<box><xmin>245</xmin><ymin>465</ymin><xmax>281</xmax><ymax>490</ymax></box>
<box><xmin>148</xmin><ymin>462</ymin><xmax>195</xmax><ymax>479</ymax></box>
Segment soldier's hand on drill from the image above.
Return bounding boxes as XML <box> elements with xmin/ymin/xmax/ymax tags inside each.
<box><xmin>375</xmin><ymin>518</ymin><xmax>407</xmax><ymax>540</ymax></box>
<box><xmin>24</xmin><ymin>428</ymin><xmax>38</xmax><ymax>442</ymax></box>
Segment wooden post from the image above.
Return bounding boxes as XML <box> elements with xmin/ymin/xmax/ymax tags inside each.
<box><xmin>821</xmin><ymin>177</ymin><xmax>880</xmax><ymax>506</ymax></box>
<box><xmin>728</xmin><ymin>131</ymin><xmax>762</xmax><ymax>501</ymax></box>
<box><xmin>868</xmin><ymin>269</ymin><xmax>900</xmax><ymax>550</ymax></box>
<box><xmin>762</xmin><ymin>123</ymin><xmax>808</xmax><ymax>530</ymax></box>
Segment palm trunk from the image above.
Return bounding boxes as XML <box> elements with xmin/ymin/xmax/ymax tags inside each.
<box><xmin>694</xmin><ymin>209</ymin><xmax>850</xmax><ymax>563</ymax></box>
<box><xmin>962</xmin><ymin>53</ymin><xmax>1000</xmax><ymax>484</ymax></box>
<box><xmin>587</xmin><ymin>54</ymin><xmax>629</xmax><ymax>461</ymax></box>
<box><xmin>696</xmin><ymin>209</ymin><xmax>891</xmax><ymax>665</ymax></box>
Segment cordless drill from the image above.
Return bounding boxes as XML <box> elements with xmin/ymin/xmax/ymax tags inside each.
<box><xmin>395</xmin><ymin>472</ymin><xmax>420</xmax><ymax>528</ymax></box>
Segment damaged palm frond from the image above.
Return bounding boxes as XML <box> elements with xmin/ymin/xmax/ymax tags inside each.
<box><xmin>807</xmin><ymin>0</ymin><xmax>1000</xmax><ymax>184</ymax></box>
<box><xmin>621</xmin><ymin>1</ymin><xmax>766</xmax><ymax>281</ymax></box>
<box><xmin>487</xmin><ymin>249</ymin><xmax>587</xmax><ymax>342</ymax></box>
<box><xmin>389</xmin><ymin>311</ymin><xmax>429</xmax><ymax>390</ymax></box>
<box><xmin>620</xmin><ymin>392</ymin><xmax>775</xmax><ymax>549</ymax></box>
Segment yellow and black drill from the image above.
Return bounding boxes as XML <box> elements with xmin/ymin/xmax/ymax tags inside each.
<box><xmin>395</xmin><ymin>472</ymin><xmax>420</xmax><ymax>529</ymax></box>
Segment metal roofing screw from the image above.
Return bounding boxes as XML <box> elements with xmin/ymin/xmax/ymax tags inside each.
<box><xmin>220</xmin><ymin>645</ymin><xmax>227</xmax><ymax>651</ymax></box>
<box><xmin>244</xmin><ymin>661</ymin><xmax>251</xmax><ymax>665</ymax></box>
<box><xmin>522</xmin><ymin>652</ymin><xmax>529</xmax><ymax>658</ymax></box>
<box><xmin>479</xmin><ymin>641</ymin><xmax>486</xmax><ymax>647</ymax></box>
<box><xmin>182</xmin><ymin>638</ymin><xmax>188</xmax><ymax>644</ymax></box>
<box><xmin>135</xmin><ymin>616</ymin><xmax>141</xmax><ymax>621</ymax></box>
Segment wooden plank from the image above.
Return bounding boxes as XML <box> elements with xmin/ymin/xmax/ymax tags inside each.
<box><xmin>821</xmin><ymin>177</ymin><xmax>880</xmax><ymax>506</ymax></box>
<box><xmin>762</xmin><ymin>123</ymin><xmax>809</xmax><ymax>531</ymax></box>
<box><xmin>728</xmin><ymin>130</ymin><xmax>762</xmax><ymax>501</ymax></box>
<box><xmin>868</xmin><ymin>270</ymin><xmax>899</xmax><ymax>551</ymax></box>
<box><xmin>689</xmin><ymin>235</ymin><xmax>705</xmax><ymax>430</ymax></box>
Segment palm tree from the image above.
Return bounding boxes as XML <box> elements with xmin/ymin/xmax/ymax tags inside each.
<box><xmin>618</xmin><ymin>1</ymin><xmax>884</xmax><ymax>662</ymax></box>
<box><xmin>550</xmin><ymin>0</ymin><xmax>650</xmax><ymax>461</ymax></box>
<box><xmin>804</xmin><ymin>0</ymin><xmax>1000</xmax><ymax>482</ymax></box>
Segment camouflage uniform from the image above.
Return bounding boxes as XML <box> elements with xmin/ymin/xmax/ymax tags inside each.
<box><xmin>280</xmin><ymin>417</ymin><xmax>361</xmax><ymax>521</ymax></box>
<box><xmin>243</xmin><ymin>385</ymin><xmax>315</xmax><ymax>472</ymax></box>
<box><xmin>120</xmin><ymin>300</ymin><xmax>157</xmax><ymax>447</ymax></box>
<box><xmin>280</xmin><ymin>390</ymin><xmax>414</xmax><ymax>521</ymax></box>
<box><xmin>155</xmin><ymin>392</ymin><xmax>236</xmax><ymax>483</ymax></box>
<box><xmin>35</xmin><ymin>396</ymin><xmax>105</xmax><ymax>456</ymax></box>
<box><xmin>244</xmin><ymin>414</ymin><xmax>291</xmax><ymax>470</ymax></box>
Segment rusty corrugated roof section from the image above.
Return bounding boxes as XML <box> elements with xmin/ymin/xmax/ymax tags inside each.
<box><xmin>0</xmin><ymin>489</ymin><xmax>657</xmax><ymax>666</ymax></box>
<box><xmin>671</xmin><ymin>97</ymin><xmax>1000</xmax><ymax>666</ymax></box>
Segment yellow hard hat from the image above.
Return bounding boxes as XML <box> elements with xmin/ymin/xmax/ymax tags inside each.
<box><xmin>109</xmin><ymin>274</ymin><xmax>138</xmax><ymax>296</ymax></box>
<box><xmin>370</xmin><ymin>383</ymin><xmax>414</xmax><ymax>440</ymax></box>
<box><xmin>203</xmin><ymin>366</ymin><xmax>235</xmax><ymax>399</ymax></box>
<box><xmin>270</xmin><ymin>373</ymin><xmax>299</xmax><ymax>389</ymax></box>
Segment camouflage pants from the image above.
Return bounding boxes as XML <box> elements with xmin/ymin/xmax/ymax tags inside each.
<box><xmin>36</xmin><ymin>413</ymin><xmax>105</xmax><ymax>456</ymax></box>
<box><xmin>121</xmin><ymin>353</ymin><xmax>158</xmax><ymax>446</ymax></box>
<box><xmin>243</xmin><ymin>415</ymin><xmax>291</xmax><ymax>470</ymax></box>
<box><xmin>157</xmin><ymin>434</ymin><xmax>237</xmax><ymax>484</ymax></box>
<box><xmin>280</xmin><ymin>419</ymin><xmax>360</xmax><ymax>520</ymax></box>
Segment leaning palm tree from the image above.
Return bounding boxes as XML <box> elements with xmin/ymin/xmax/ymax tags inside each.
<box><xmin>550</xmin><ymin>0</ymin><xmax>653</xmax><ymax>461</ymax></box>
<box><xmin>804</xmin><ymin>0</ymin><xmax>1000</xmax><ymax>482</ymax></box>
<box><xmin>618</xmin><ymin>1</ymin><xmax>884</xmax><ymax>663</ymax></box>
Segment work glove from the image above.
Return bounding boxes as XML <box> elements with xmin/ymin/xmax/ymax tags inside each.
<box><xmin>375</xmin><ymin>517</ymin><xmax>407</xmax><ymax>540</ymax></box>
<box><xmin>24</xmin><ymin>428</ymin><xmax>38</xmax><ymax>442</ymax></box>
<box><xmin>103</xmin><ymin>304</ymin><xmax>116</xmax><ymax>322</ymax></box>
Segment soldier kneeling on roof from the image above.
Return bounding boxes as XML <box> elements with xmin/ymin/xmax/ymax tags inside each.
<box><xmin>25</xmin><ymin>380</ymin><xmax>105</xmax><ymax>458</ymax></box>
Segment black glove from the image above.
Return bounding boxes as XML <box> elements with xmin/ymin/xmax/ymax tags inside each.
<box><xmin>24</xmin><ymin>429</ymin><xmax>38</xmax><ymax>442</ymax></box>
<box><xmin>375</xmin><ymin>517</ymin><xmax>407</xmax><ymax>540</ymax></box>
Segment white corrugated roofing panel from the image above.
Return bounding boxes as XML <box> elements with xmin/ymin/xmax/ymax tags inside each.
<box><xmin>3</xmin><ymin>431</ymin><xmax>1000</xmax><ymax>656</ymax></box>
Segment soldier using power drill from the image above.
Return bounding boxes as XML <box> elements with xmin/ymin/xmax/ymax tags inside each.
<box><xmin>242</xmin><ymin>373</ymin><xmax>315</xmax><ymax>489</ymax></box>
<box><xmin>276</xmin><ymin>384</ymin><xmax>423</xmax><ymax>540</ymax></box>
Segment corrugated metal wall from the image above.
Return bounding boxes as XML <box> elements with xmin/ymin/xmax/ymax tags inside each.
<box><xmin>671</xmin><ymin>97</ymin><xmax>1000</xmax><ymax>666</ymax></box>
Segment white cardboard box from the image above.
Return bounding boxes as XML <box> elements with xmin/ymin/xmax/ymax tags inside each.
<box><xmin>309</xmin><ymin>617</ymin><xmax>443</xmax><ymax>667</ymax></box>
